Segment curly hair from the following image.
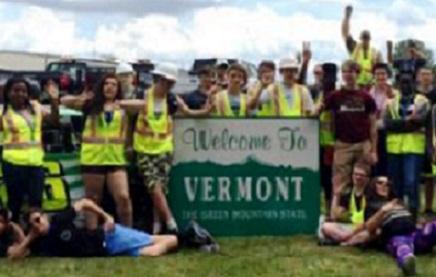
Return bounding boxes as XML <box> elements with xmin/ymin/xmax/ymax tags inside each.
<box><xmin>2</xmin><ymin>77</ymin><xmax>34</xmax><ymax>115</ymax></box>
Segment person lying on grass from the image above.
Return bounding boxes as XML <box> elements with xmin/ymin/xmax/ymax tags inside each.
<box><xmin>339</xmin><ymin>176</ymin><xmax>436</xmax><ymax>276</ymax></box>
<box><xmin>8</xmin><ymin>198</ymin><xmax>178</xmax><ymax>259</ymax></box>
<box><xmin>0</xmin><ymin>207</ymin><xmax>26</xmax><ymax>257</ymax></box>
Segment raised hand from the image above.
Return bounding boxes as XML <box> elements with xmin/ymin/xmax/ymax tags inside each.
<box><xmin>46</xmin><ymin>81</ymin><xmax>60</xmax><ymax>100</ymax></box>
<box><xmin>103</xmin><ymin>215</ymin><xmax>115</xmax><ymax>232</ymax></box>
<box><xmin>345</xmin><ymin>5</ymin><xmax>353</xmax><ymax>19</ymax></box>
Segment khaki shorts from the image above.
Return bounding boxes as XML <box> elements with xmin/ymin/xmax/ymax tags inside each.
<box><xmin>333</xmin><ymin>140</ymin><xmax>371</xmax><ymax>194</ymax></box>
<box><xmin>136</xmin><ymin>152</ymin><xmax>173</xmax><ymax>193</ymax></box>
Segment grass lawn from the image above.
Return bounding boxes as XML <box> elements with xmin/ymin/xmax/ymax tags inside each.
<box><xmin>1</xmin><ymin>236</ymin><xmax>436</xmax><ymax>277</ymax></box>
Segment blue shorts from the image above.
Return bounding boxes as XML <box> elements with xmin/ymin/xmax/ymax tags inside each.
<box><xmin>104</xmin><ymin>224</ymin><xmax>153</xmax><ymax>256</ymax></box>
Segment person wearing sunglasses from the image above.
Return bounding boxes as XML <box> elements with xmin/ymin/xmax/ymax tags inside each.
<box><xmin>8</xmin><ymin>198</ymin><xmax>177</xmax><ymax>259</ymax></box>
<box><xmin>340</xmin><ymin>176</ymin><xmax>436</xmax><ymax>276</ymax></box>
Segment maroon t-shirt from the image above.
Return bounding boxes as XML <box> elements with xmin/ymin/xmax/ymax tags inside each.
<box><xmin>324</xmin><ymin>89</ymin><xmax>376</xmax><ymax>143</ymax></box>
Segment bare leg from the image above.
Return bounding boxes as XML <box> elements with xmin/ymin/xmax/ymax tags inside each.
<box><xmin>321</xmin><ymin>222</ymin><xmax>353</xmax><ymax>242</ymax></box>
<box><xmin>150</xmin><ymin>184</ymin><xmax>176</xmax><ymax>230</ymax></box>
<box><xmin>152</xmin><ymin>208</ymin><xmax>162</xmax><ymax>234</ymax></box>
<box><xmin>107</xmin><ymin>169</ymin><xmax>133</xmax><ymax>227</ymax></box>
<box><xmin>83</xmin><ymin>173</ymin><xmax>105</xmax><ymax>230</ymax></box>
<box><xmin>138</xmin><ymin>235</ymin><xmax>178</xmax><ymax>257</ymax></box>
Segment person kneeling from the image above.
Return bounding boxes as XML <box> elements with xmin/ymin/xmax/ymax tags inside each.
<box><xmin>9</xmin><ymin>199</ymin><xmax>178</xmax><ymax>259</ymax></box>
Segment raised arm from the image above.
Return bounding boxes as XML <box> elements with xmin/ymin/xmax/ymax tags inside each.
<box><xmin>42</xmin><ymin>81</ymin><xmax>60</xmax><ymax>127</ymax></box>
<box><xmin>341</xmin><ymin>6</ymin><xmax>352</xmax><ymax>43</ymax></box>
<box><xmin>247</xmin><ymin>81</ymin><xmax>264</xmax><ymax>110</ymax></box>
<box><xmin>176</xmin><ymin>95</ymin><xmax>212</xmax><ymax>117</ymax></box>
<box><xmin>61</xmin><ymin>89</ymin><xmax>93</xmax><ymax>111</ymax></box>
<box><xmin>73</xmin><ymin>199</ymin><xmax>114</xmax><ymax>231</ymax></box>
<box><xmin>119</xmin><ymin>99</ymin><xmax>146</xmax><ymax>115</ymax></box>
<box><xmin>341</xmin><ymin>5</ymin><xmax>357</xmax><ymax>54</ymax></box>
<box><xmin>298</xmin><ymin>46</ymin><xmax>311</xmax><ymax>85</ymax></box>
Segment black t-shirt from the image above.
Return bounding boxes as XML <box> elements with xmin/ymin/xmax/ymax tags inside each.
<box><xmin>0</xmin><ymin>225</ymin><xmax>15</xmax><ymax>257</ymax></box>
<box><xmin>31</xmin><ymin>208</ymin><xmax>106</xmax><ymax>257</ymax></box>
<box><xmin>339</xmin><ymin>187</ymin><xmax>364</xmax><ymax>211</ymax></box>
<box><xmin>365</xmin><ymin>199</ymin><xmax>415</xmax><ymax>244</ymax></box>
<box><xmin>183</xmin><ymin>90</ymin><xmax>208</xmax><ymax>110</ymax></box>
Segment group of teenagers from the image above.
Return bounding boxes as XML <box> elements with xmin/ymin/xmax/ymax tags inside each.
<box><xmin>0</xmin><ymin>7</ymin><xmax>435</xmax><ymax>277</ymax></box>
<box><xmin>0</xmin><ymin>55</ymin><xmax>324</xmax><ymax>260</ymax></box>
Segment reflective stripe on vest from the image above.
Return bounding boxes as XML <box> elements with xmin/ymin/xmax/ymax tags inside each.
<box><xmin>216</xmin><ymin>90</ymin><xmax>247</xmax><ymax>117</ymax></box>
<box><xmin>350</xmin><ymin>191</ymin><xmax>365</xmax><ymax>226</ymax></box>
<box><xmin>80</xmin><ymin>107</ymin><xmax>127</xmax><ymax>165</ymax></box>
<box><xmin>351</xmin><ymin>44</ymin><xmax>376</xmax><ymax>86</ymax></box>
<box><xmin>133</xmin><ymin>87</ymin><xmax>174</xmax><ymax>154</ymax></box>
<box><xmin>2</xmin><ymin>101</ymin><xmax>44</xmax><ymax>166</ymax></box>
<box><xmin>386</xmin><ymin>94</ymin><xmax>426</xmax><ymax>154</ymax></box>
<box><xmin>277</xmin><ymin>84</ymin><xmax>303</xmax><ymax>116</ymax></box>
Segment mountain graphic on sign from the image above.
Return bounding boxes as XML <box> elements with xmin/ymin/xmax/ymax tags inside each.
<box><xmin>171</xmin><ymin>158</ymin><xmax>317</xmax><ymax>181</ymax></box>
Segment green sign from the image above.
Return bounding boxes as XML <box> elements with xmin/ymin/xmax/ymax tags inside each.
<box><xmin>168</xmin><ymin>118</ymin><xmax>320</xmax><ymax>236</ymax></box>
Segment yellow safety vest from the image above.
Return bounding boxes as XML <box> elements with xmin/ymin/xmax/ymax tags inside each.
<box><xmin>320</xmin><ymin>111</ymin><xmax>335</xmax><ymax>146</ymax></box>
<box><xmin>386</xmin><ymin>94</ymin><xmax>427</xmax><ymax>154</ymax></box>
<box><xmin>2</xmin><ymin>101</ymin><xmax>44</xmax><ymax>166</ymax></box>
<box><xmin>277</xmin><ymin>83</ymin><xmax>304</xmax><ymax>116</ymax></box>
<box><xmin>216</xmin><ymin>90</ymin><xmax>247</xmax><ymax>117</ymax></box>
<box><xmin>133</xmin><ymin>87</ymin><xmax>174</xmax><ymax>154</ymax></box>
<box><xmin>350</xmin><ymin>191</ymin><xmax>365</xmax><ymax>226</ymax></box>
<box><xmin>317</xmin><ymin>92</ymin><xmax>335</xmax><ymax>146</ymax></box>
<box><xmin>351</xmin><ymin>43</ymin><xmax>377</xmax><ymax>86</ymax></box>
<box><xmin>256</xmin><ymin>88</ymin><xmax>276</xmax><ymax>117</ymax></box>
<box><xmin>80</xmin><ymin>106</ymin><xmax>127</xmax><ymax>165</ymax></box>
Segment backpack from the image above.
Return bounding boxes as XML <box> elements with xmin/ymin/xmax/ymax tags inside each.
<box><xmin>179</xmin><ymin>220</ymin><xmax>219</xmax><ymax>252</ymax></box>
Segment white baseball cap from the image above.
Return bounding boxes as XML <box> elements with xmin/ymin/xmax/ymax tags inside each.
<box><xmin>152</xmin><ymin>63</ymin><xmax>178</xmax><ymax>82</ymax></box>
<box><xmin>116</xmin><ymin>62</ymin><xmax>134</xmax><ymax>75</ymax></box>
<box><xmin>278</xmin><ymin>58</ymin><xmax>299</xmax><ymax>70</ymax></box>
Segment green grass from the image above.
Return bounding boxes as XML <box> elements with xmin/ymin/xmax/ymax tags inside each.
<box><xmin>1</xmin><ymin>236</ymin><xmax>436</xmax><ymax>277</ymax></box>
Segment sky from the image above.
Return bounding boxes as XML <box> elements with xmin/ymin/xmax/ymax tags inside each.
<box><xmin>0</xmin><ymin>0</ymin><xmax>436</xmax><ymax>69</ymax></box>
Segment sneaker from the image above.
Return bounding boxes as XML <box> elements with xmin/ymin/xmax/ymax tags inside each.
<box><xmin>401</xmin><ymin>255</ymin><xmax>416</xmax><ymax>277</ymax></box>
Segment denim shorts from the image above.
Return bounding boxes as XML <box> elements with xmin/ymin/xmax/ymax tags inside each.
<box><xmin>104</xmin><ymin>224</ymin><xmax>153</xmax><ymax>256</ymax></box>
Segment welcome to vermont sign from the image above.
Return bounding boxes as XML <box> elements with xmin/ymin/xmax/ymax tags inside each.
<box><xmin>168</xmin><ymin>118</ymin><xmax>320</xmax><ymax>236</ymax></box>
